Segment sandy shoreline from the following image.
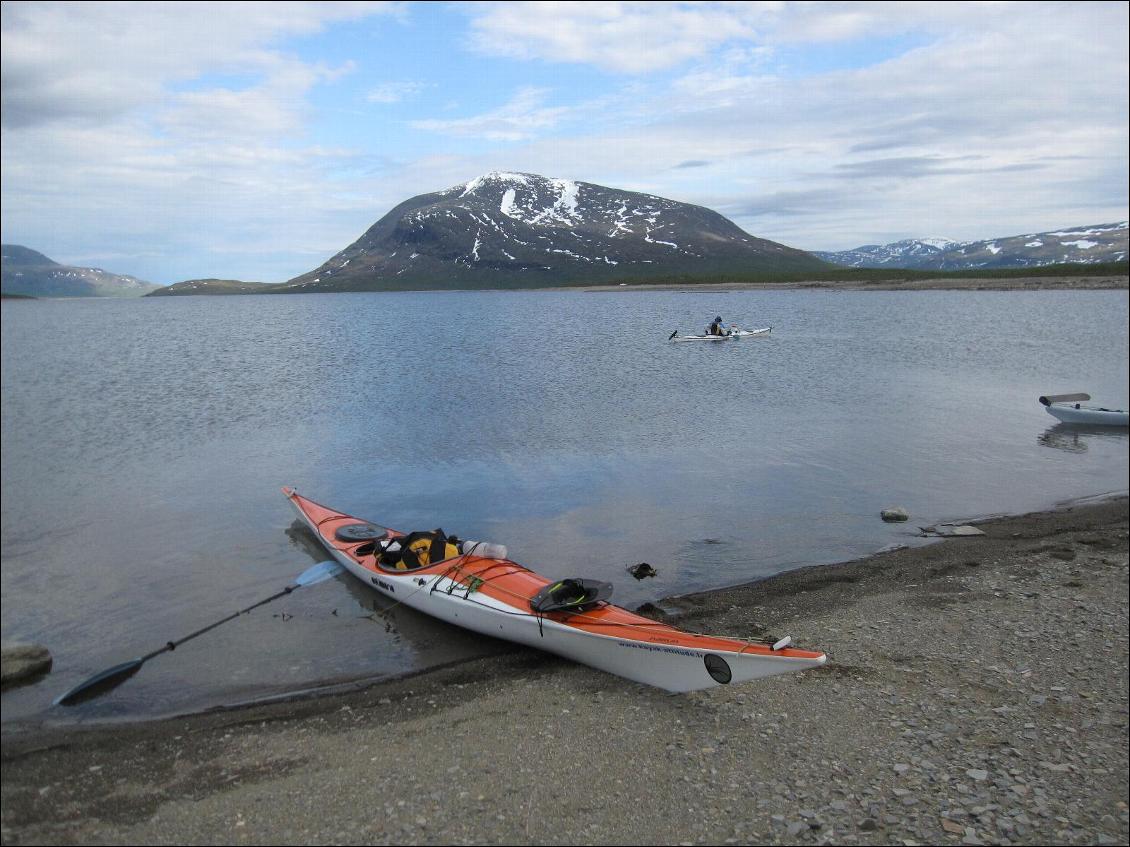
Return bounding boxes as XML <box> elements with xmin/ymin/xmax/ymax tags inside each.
<box><xmin>2</xmin><ymin>496</ymin><xmax>1127</xmax><ymax>845</ymax></box>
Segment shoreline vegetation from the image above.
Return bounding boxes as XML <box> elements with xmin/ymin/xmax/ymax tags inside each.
<box><xmin>139</xmin><ymin>264</ymin><xmax>1130</xmax><ymax>296</ymax></box>
<box><xmin>2</xmin><ymin>496</ymin><xmax>1126</xmax><ymax>845</ymax></box>
<box><xmin>583</xmin><ymin>262</ymin><xmax>1130</xmax><ymax>292</ymax></box>
<box><xmin>584</xmin><ymin>269</ymin><xmax>1129</xmax><ymax>293</ymax></box>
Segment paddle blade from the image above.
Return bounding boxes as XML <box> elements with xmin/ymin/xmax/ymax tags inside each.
<box><xmin>54</xmin><ymin>658</ymin><xmax>144</xmax><ymax>706</ymax></box>
<box><xmin>295</xmin><ymin>560</ymin><xmax>345</xmax><ymax>587</ymax></box>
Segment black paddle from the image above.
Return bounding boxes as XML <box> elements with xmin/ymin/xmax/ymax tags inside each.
<box><xmin>54</xmin><ymin>560</ymin><xmax>345</xmax><ymax>706</ymax></box>
<box><xmin>668</xmin><ymin>329</ymin><xmax>678</xmax><ymax>340</ymax></box>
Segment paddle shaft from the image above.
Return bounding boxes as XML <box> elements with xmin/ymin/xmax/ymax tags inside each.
<box><xmin>138</xmin><ymin>585</ymin><xmax>296</xmax><ymax>662</ymax></box>
<box><xmin>55</xmin><ymin>561</ymin><xmax>343</xmax><ymax>706</ymax></box>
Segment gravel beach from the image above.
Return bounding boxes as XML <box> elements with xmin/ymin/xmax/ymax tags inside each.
<box><xmin>2</xmin><ymin>496</ymin><xmax>1127</xmax><ymax>846</ymax></box>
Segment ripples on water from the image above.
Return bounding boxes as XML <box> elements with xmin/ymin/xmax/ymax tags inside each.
<box><xmin>2</xmin><ymin>288</ymin><xmax>1126</xmax><ymax>724</ymax></box>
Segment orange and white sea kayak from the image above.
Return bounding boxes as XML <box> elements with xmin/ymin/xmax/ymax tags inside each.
<box><xmin>284</xmin><ymin>487</ymin><xmax>826</xmax><ymax>692</ymax></box>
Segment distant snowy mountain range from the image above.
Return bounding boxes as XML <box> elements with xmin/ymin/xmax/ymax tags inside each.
<box><xmin>1</xmin><ymin>245</ymin><xmax>160</xmax><ymax>297</ymax></box>
<box><xmin>814</xmin><ymin>221</ymin><xmax>1128</xmax><ymax>270</ymax></box>
<box><xmin>5</xmin><ymin>177</ymin><xmax>1127</xmax><ymax>298</ymax></box>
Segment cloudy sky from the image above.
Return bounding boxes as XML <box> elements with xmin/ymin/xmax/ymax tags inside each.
<box><xmin>2</xmin><ymin>1</ymin><xmax>1127</xmax><ymax>284</ymax></box>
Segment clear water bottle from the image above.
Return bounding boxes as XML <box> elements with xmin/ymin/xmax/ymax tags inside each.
<box><xmin>460</xmin><ymin>540</ymin><xmax>508</xmax><ymax>559</ymax></box>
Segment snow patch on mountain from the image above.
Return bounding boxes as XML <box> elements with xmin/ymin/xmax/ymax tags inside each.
<box><xmin>461</xmin><ymin>171</ymin><xmax>530</xmax><ymax>197</ymax></box>
<box><xmin>643</xmin><ymin>228</ymin><xmax>678</xmax><ymax>249</ymax></box>
<box><xmin>500</xmin><ymin>188</ymin><xmax>520</xmax><ymax>219</ymax></box>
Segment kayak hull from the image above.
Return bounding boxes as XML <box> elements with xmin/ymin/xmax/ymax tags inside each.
<box><xmin>671</xmin><ymin>327</ymin><xmax>771</xmax><ymax>342</ymax></box>
<box><xmin>1044</xmin><ymin>403</ymin><xmax>1129</xmax><ymax>426</ymax></box>
<box><xmin>283</xmin><ymin>488</ymin><xmax>825</xmax><ymax>692</ymax></box>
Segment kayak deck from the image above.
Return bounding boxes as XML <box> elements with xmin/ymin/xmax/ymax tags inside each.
<box><xmin>283</xmin><ymin>487</ymin><xmax>826</xmax><ymax>690</ymax></box>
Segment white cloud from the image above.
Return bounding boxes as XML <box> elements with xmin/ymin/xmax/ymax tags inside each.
<box><xmin>159</xmin><ymin>58</ymin><xmax>356</xmax><ymax>143</ymax></box>
<box><xmin>1</xmin><ymin>111</ymin><xmax>377</xmax><ymax>281</ymax></box>
<box><xmin>460</xmin><ymin>1</ymin><xmax>977</xmax><ymax>74</ymax></box>
<box><xmin>465</xmin><ymin>1</ymin><xmax>762</xmax><ymax>74</ymax></box>
<box><xmin>410</xmin><ymin>86</ymin><xmax>576</xmax><ymax>141</ymax></box>
<box><xmin>367</xmin><ymin>80</ymin><xmax>430</xmax><ymax>103</ymax></box>
<box><xmin>0</xmin><ymin>1</ymin><xmax>399</xmax><ymax>129</ymax></box>
<box><xmin>462</xmin><ymin>1</ymin><xmax>1126</xmax><ymax>81</ymax></box>
<box><xmin>0</xmin><ymin>1</ymin><xmax>402</xmax><ymax>282</ymax></box>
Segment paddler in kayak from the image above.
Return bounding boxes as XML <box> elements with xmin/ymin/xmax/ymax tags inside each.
<box><xmin>707</xmin><ymin>316</ymin><xmax>729</xmax><ymax>336</ymax></box>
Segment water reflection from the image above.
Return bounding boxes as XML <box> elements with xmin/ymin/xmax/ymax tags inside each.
<box><xmin>285</xmin><ymin>521</ymin><xmax>510</xmax><ymax>659</ymax></box>
<box><xmin>1038</xmin><ymin>422</ymin><xmax>1129</xmax><ymax>453</ymax></box>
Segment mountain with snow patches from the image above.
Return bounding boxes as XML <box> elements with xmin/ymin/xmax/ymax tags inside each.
<box><xmin>1</xmin><ymin>245</ymin><xmax>160</xmax><ymax>297</ymax></box>
<box><xmin>147</xmin><ymin>278</ymin><xmax>275</xmax><ymax>296</ymax></box>
<box><xmin>281</xmin><ymin>172</ymin><xmax>828</xmax><ymax>291</ymax></box>
<box><xmin>815</xmin><ymin>222</ymin><xmax>1128</xmax><ymax>270</ymax></box>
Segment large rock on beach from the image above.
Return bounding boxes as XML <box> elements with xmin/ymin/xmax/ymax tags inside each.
<box><xmin>1</xmin><ymin>640</ymin><xmax>53</xmax><ymax>685</ymax></box>
<box><xmin>881</xmin><ymin>506</ymin><xmax>910</xmax><ymax>522</ymax></box>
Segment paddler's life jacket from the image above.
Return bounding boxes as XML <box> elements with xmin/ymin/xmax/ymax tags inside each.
<box><xmin>380</xmin><ymin>529</ymin><xmax>460</xmax><ymax>570</ymax></box>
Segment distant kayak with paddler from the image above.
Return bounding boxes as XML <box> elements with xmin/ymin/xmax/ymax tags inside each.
<box><xmin>669</xmin><ymin>326</ymin><xmax>771</xmax><ymax>342</ymax></box>
<box><xmin>1039</xmin><ymin>393</ymin><xmax>1129</xmax><ymax>426</ymax></box>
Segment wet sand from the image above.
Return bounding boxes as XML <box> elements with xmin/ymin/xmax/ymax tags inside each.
<box><xmin>2</xmin><ymin>496</ymin><xmax>1127</xmax><ymax>845</ymax></box>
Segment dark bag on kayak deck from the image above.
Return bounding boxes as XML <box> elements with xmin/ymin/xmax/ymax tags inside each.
<box><xmin>381</xmin><ymin>529</ymin><xmax>461</xmax><ymax>570</ymax></box>
<box><xmin>530</xmin><ymin>578</ymin><xmax>613</xmax><ymax>614</ymax></box>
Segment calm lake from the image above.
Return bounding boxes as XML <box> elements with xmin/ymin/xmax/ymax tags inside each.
<box><xmin>2</xmin><ymin>288</ymin><xmax>1127</xmax><ymax>726</ymax></box>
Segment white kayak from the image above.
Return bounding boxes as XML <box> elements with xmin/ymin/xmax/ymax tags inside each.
<box><xmin>284</xmin><ymin>487</ymin><xmax>826</xmax><ymax>693</ymax></box>
<box><xmin>670</xmin><ymin>326</ymin><xmax>771</xmax><ymax>342</ymax></box>
<box><xmin>1039</xmin><ymin>393</ymin><xmax>1129</xmax><ymax>427</ymax></box>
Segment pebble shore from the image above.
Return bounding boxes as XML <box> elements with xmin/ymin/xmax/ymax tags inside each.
<box><xmin>2</xmin><ymin>497</ymin><xmax>1127</xmax><ymax>846</ymax></box>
